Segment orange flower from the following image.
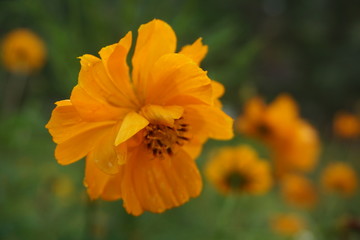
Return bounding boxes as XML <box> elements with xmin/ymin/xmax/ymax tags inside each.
<box><xmin>46</xmin><ymin>19</ymin><xmax>233</xmax><ymax>216</ymax></box>
<box><xmin>271</xmin><ymin>213</ymin><xmax>305</xmax><ymax>236</ymax></box>
<box><xmin>237</xmin><ymin>94</ymin><xmax>299</xmax><ymax>143</ymax></box>
<box><xmin>1</xmin><ymin>28</ymin><xmax>46</xmax><ymax>73</ymax></box>
<box><xmin>280</xmin><ymin>174</ymin><xmax>317</xmax><ymax>209</ymax></box>
<box><xmin>237</xmin><ymin>94</ymin><xmax>320</xmax><ymax>176</ymax></box>
<box><xmin>272</xmin><ymin>120</ymin><xmax>320</xmax><ymax>177</ymax></box>
<box><xmin>333</xmin><ymin>112</ymin><xmax>360</xmax><ymax>138</ymax></box>
<box><xmin>205</xmin><ymin>145</ymin><xmax>272</xmax><ymax>195</ymax></box>
<box><xmin>321</xmin><ymin>162</ymin><xmax>358</xmax><ymax>197</ymax></box>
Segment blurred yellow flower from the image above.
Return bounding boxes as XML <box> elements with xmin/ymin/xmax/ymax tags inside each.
<box><xmin>271</xmin><ymin>213</ymin><xmax>305</xmax><ymax>236</ymax></box>
<box><xmin>281</xmin><ymin>174</ymin><xmax>317</xmax><ymax>209</ymax></box>
<box><xmin>321</xmin><ymin>162</ymin><xmax>358</xmax><ymax>197</ymax></box>
<box><xmin>52</xmin><ymin>175</ymin><xmax>74</xmax><ymax>199</ymax></box>
<box><xmin>272</xmin><ymin>120</ymin><xmax>320</xmax><ymax>177</ymax></box>
<box><xmin>1</xmin><ymin>28</ymin><xmax>46</xmax><ymax>73</ymax></box>
<box><xmin>205</xmin><ymin>145</ymin><xmax>272</xmax><ymax>195</ymax></box>
<box><xmin>46</xmin><ymin>19</ymin><xmax>233</xmax><ymax>216</ymax></box>
<box><xmin>333</xmin><ymin>112</ymin><xmax>360</xmax><ymax>139</ymax></box>
<box><xmin>237</xmin><ymin>94</ymin><xmax>299</xmax><ymax>143</ymax></box>
<box><xmin>237</xmin><ymin>94</ymin><xmax>320</xmax><ymax>177</ymax></box>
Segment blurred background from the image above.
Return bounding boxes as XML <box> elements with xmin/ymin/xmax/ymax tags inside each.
<box><xmin>1</xmin><ymin>0</ymin><xmax>360</xmax><ymax>239</ymax></box>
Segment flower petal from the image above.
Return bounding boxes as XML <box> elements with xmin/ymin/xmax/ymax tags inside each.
<box><xmin>89</xmin><ymin>127</ymin><xmax>124</xmax><ymax>175</ymax></box>
<box><xmin>146</xmin><ymin>53</ymin><xmax>212</xmax><ymax>105</ymax></box>
<box><xmin>212</xmin><ymin>80</ymin><xmax>225</xmax><ymax>99</ymax></box>
<box><xmin>54</xmin><ymin>128</ymin><xmax>108</xmax><ymax>165</ymax></box>
<box><xmin>211</xmin><ymin>80</ymin><xmax>225</xmax><ymax>108</ymax></box>
<box><xmin>101</xmin><ymin>173</ymin><xmax>123</xmax><ymax>201</ymax></box>
<box><xmin>71</xmin><ymin>54</ymin><xmax>132</xmax><ymax>121</ymax></box>
<box><xmin>46</xmin><ymin>100</ymin><xmax>115</xmax><ymax>144</ymax></box>
<box><xmin>121</xmin><ymin>147</ymin><xmax>202</xmax><ymax>216</ymax></box>
<box><xmin>46</xmin><ymin>100</ymin><xmax>114</xmax><ymax>165</ymax></box>
<box><xmin>184</xmin><ymin>105</ymin><xmax>234</xmax><ymax>140</ymax></box>
<box><xmin>84</xmin><ymin>156</ymin><xmax>111</xmax><ymax>199</ymax></box>
<box><xmin>115</xmin><ymin>111</ymin><xmax>149</xmax><ymax>146</ymax></box>
<box><xmin>179</xmin><ymin>38</ymin><xmax>208</xmax><ymax>65</ymax></box>
<box><xmin>140</xmin><ymin>104</ymin><xmax>184</xmax><ymax>126</ymax></box>
<box><xmin>99</xmin><ymin>32</ymin><xmax>139</xmax><ymax>108</ymax></box>
<box><xmin>132</xmin><ymin>19</ymin><xmax>177</xmax><ymax>99</ymax></box>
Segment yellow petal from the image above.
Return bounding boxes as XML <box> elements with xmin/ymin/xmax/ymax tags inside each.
<box><xmin>54</xmin><ymin>126</ymin><xmax>109</xmax><ymax>165</ymax></box>
<box><xmin>182</xmin><ymin>137</ymin><xmax>205</xmax><ymax>159</ymax></box>
<box><xmin>115</xmin><ymin>111</ymin><xmax>149</xmax><ymax>145</ymax></box>
<box><xmin>46</xmin><ymin>100</ymin><xmax>115</xmax><ymax>144</ymax></box>
<box><xmin>211</xmin><ymin>80</ymin><xmax>225</xmax><ymax>99</ymax></box>
<box><xmin>46</xmin><ymin>101</ymin><xmax>114</xmax><ymax>165</ymax></box>
<box><xmin>146</xmin><ymin>53</ymin><xmax>212</xmax><ymax>105</ymax></box>
<box><xmin>71</xmin><ymin>53</ymin><xmax>133</xmax><ymax>121</ymax></box>
<box><xmin>132</xmin><ymin>19</ymin><xmax>177</xmax><ymax>99</ymax></box>
<box><xmin>101</xmin><ymin>171</ymin><xmax>123</xmax><ymax>200</ymax></box>
<box><xmin>185</xmin><ymin>105</ymin><xmax>234</xmax><ymax>140</ymax></box>
<box><xmin>99</xmin><ymin>32</ymin><xmax>139</xmax><ymax>108</ymax></box>
<box><xmin>179</xmin><ymin>38</ymin><xmax>208</xmax><ymax>65</ymax></box>
<box><xmin>71</xmin><ymin>85</ymin><xmax>131</xmax><ymax>121</ymax></box>
<box><xmin>121</xmin><ymin>147</ymin><xmax>202</xmax><ymax>216</ymax></box>
<box><xmin>211</xmin><ymin>80</ymin><xmax>225</xmax><ymax>108</ymax></box>
<box><xmin>140</xmin><ymin>104</ymin><xmax>184</xmax><ymax>126</ymax></box>
<box><xmin>89</xmin><ymin>127</ymin><xmax>124</xmax><ymax>175</ymax></box>
<box><xmin>84</xmin><ymin>156</ymin><xmax>110</xmax><ymax>199</ymax></box>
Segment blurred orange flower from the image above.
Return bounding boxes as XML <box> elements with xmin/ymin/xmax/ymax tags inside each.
<box><xmin>237</xmin><ymin>94</ymin><xmax>299</xmax><ymax>143</ymax></box>
<box><xmin>237</xmin><ymin>94</ymin><xmax>320</xmax><ymax>177</ymax></box>
<box><xmin>46</xmin><ymin>19</ymin><xmax>233</xmax><ymax>216</ymax></box>
<box><xmin>321</xmin><ymin>162</ymin><xmax>358</xmax><ymax>197</ymax></box>
<box><xmin>280</xmin><ymin>174</ymin><xmax>317</xmax><ymax>209</ymax></box>
<box><xmin>271</xmin><ymin>213</ymin><xmax>305</xmax><ymax>236</ymax></box>
<box><xmin>205</xmin><ymin>145</ymin><xmax>272</xmax><ymax>195</ymax></box>
<box><xmin>272</xmin><ymin>120</ymin><xmax>320</xmax><ymax>177</ymax></box>
<box><xmin>333</xmin><ymin>112</ymin><xmax>360</xmax><ymax>139</ymax></box>
<box><xmin>1</xmin><ymin>28</ymin><xmax>46</xmax><ymax>73</ymax></box>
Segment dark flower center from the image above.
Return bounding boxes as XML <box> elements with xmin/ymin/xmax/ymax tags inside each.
<box><xmin>225</xmin><ymin>170</ymin><xmax>248</xmax><ymax>191</ymax></box>
<box><xmin>144</xmin><ymin>119</ymin><xmax>189</xmax><ymax>158</ymax></box>
<box><xmin>257</xmin><ymin>123</ymin><xmax>271</xmax><ymax>136</ymax></box>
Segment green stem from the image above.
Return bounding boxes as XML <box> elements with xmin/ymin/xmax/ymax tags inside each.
<box><xmin>214</xmin><ymin>195</ymin><xmax>237</xmax><ymax>240</ymax></box>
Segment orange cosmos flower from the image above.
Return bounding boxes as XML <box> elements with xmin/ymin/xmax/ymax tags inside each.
<box><xmin>321</xmin><ymin>162</ymin><xmax>358</xmax><ymax>197</ymax></box>
<box><xmin>271</xmin><ymin>213</ymin><xmax>305</xmax><ymax>236</ymax></box>
<box><xmin>46</xmin><ymin>19</ymin><xmax>233</xmax><ymax>216</ymax></box>
<box><xmin>333</xmin><ymin>112</ymin><xmax>360</xmax><ymax>139</ymax></box>
<box><xmin>1</xmin><ymin>28</ymin><xmax>46</xmax><ymax>73</ymax></box>
<box><xmin>237</xmin><ymin>94</ymin><xmax>320</xmax><ymax>176</ymax></box>
<box><xmin>205</xmin><ymin>145</ymin><xmax>272</xmax><ymax>195</ymax></box>
<box><xmin>280</xmin><ymin>174</ymin><xmax>317</xmax><ymax>209</ymax></box>
<box><xmin>237</xmin><ymin>94</ymin><xmax>299</xmax><ymax>143</ymax></box>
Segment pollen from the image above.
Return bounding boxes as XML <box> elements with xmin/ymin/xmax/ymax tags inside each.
<box><xmin>144</xmin><ymin>119</ymin><xmax>189</xmax><ymax>158</ymax></box>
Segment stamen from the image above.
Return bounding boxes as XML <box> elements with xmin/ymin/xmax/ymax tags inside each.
<box><xmin>144</xmin><ymin>119</ymin><xmax>190</xmax><ymax>158</ymax></box>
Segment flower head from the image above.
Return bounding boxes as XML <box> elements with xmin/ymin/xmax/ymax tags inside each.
<box><xmin>46</xmin><ymin>19</ymin><xmax>233</xmax><ymax>215</ymax></box>
<box><xmin>205</xmin><ymin>145</ymin><xmax>272</xmax><ymax>195</ymax></box>
<box><xmin>237</xmin><ymin>94</ymin><xmax>299</xmax><ymax>143</ymax></box>
<box><xmin>237</xmin><ymin>94</ymin><xmax>320</xmax><ymax>177</ymax></box>
<box><xmin>271</xmin><ymin>213</ymin><xmax>305</xmax><ymax>236</ymax></box>
<box><xmin>1</xmin><ymin>28</ymin><xmax>46</xmax><ymax>73</ymax></box>
<box><xmin>321</xmin><ymin>162</ymin><xmax>358</xmax><ymax>197</ymax></box>
<box><xmin>333</xmin><ymin>112</ymin><xmax>360</xmax><ymax>139</ymax></box>
<box><xmin>280</xmin><ymin>174</ymin><xmax>317</xmax><ymax>209</ymax></box>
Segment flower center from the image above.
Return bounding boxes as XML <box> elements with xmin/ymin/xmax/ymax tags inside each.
<box><xmin>144</xmin><ymin>119</ymin><xmax>189</xmax><ymax>158</ymax></box>
<box><xmin>257</xmin><ymin>123</ymin><xmax>271</xmax><ymax>136</ymax></box>
<box><xmin>224</xmin><ymin>170</ymin><xmax>248</xmax><ymax>191</ymax></box>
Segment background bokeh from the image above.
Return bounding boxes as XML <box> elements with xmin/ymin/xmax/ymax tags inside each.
<box><xmin>1</xmin><ymin>0</ymin><xmax>360</xmax><ymax>239</ymax></box>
